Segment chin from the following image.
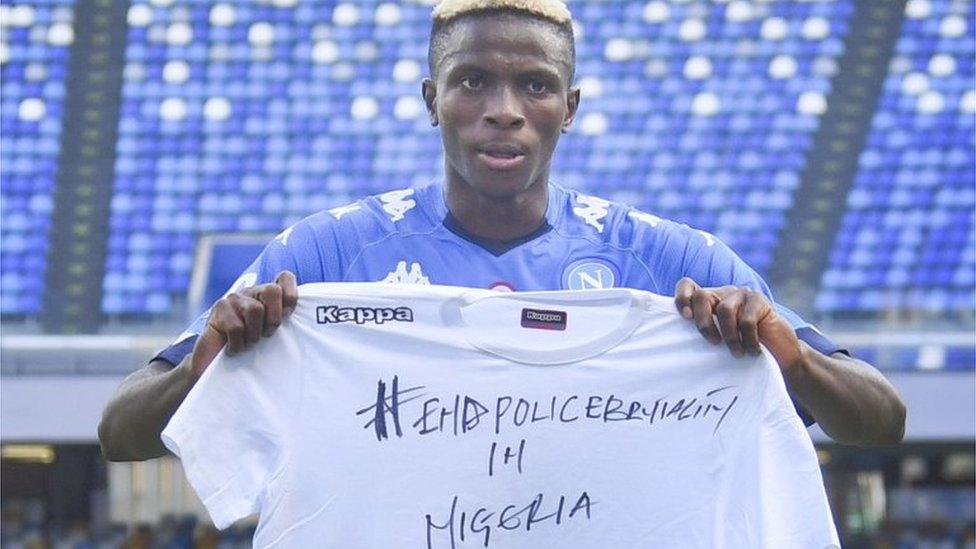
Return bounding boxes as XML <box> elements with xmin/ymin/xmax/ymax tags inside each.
<box><xmin>469</xmin><ymin>176</ymin><xmax>537</xmax><ymax>199</ymax></box>
<box><xmin>466</xmin><ymin>164</ymin><xmax>546</xmax><ymax>198</ymax></box>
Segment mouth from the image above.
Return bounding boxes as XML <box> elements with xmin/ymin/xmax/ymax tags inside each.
<box><xmin>476</xmin><ymin>143</ymin><xmax>527</xmax><ymax>171</ymax></box>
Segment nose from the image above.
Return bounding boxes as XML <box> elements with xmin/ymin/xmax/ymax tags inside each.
<box><xmin>483</xmin><ymin>85</ymin><xmax>525</xmax><ymax>129</ymax></box>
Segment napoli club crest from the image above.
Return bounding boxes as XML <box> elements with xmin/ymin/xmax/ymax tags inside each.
<box><xmin>562</xmin><ymin>259</ymin><xmax>618</xmax><ymax>290</ymax></box>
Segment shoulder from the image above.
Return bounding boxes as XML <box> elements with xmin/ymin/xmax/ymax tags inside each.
<box><xmin>270</xmin><ymin>184</ymin><xmax>441</xmax><ymax>251</ymax></box>
<box><xmin>553</xmin><ymin>185</ymin><xmax>716</xmax><ymax>252</ymax></box>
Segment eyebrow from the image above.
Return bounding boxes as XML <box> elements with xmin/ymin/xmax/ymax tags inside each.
<box><xmin>443</xmin><ymin>58</ymin><xmax>566</xmax><ymax>82</ymax></box>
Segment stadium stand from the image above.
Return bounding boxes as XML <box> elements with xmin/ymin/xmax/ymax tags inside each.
<box><xmin>106</xmin><ymin>0</ymin><xmax>853</xmax><ymax>315</ymax></box>
<box><xmin>0</xmin><ymin>2</ymin><xmax>74</xmax><ymax>316</ymax></box>
<box><xmin>817</xmin><ymin>0</ymin><xmax>975</xmax><ymax>314</ymax></box>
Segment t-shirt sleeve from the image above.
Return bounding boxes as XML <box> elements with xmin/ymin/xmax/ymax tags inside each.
<box><xmin>160</xmin><ymin>337</ymin><xmax>300</xmax><ymax>529</ymax></box>
<box><xmin>728</xmin><ymin>359</ymin><xmax>841</xmax><ymax>547</ymax></box>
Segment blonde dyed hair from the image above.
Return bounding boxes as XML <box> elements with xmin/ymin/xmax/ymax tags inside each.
<box><xmin>432</xmin><ymin>0</ymin><xmax>572</xmax><ymax>25</ymax></box>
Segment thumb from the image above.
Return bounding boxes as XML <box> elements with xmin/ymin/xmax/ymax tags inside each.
<box><xmin>189</xmin><ymin>326</ymin><xmax>227</xmax><ymax>379</ymax></box>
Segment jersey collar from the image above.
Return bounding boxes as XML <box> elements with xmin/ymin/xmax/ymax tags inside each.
<box><xmin>423</xmin><ymin>182</ymin><xmax>566</xmax><ymax>256</ymax></box>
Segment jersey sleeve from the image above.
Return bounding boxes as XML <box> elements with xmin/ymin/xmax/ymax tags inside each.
<box><xmin>629</xmin><ymin>214</ymin><xmax>847</xmax><ymax>426</ymax></box>
<box><xmin>153</xmin><ymin>218</ymin><xmax>332</xmax><ymax>367</ymax></box>
<box><xmin>160</xmin><ymin>339</ymin><xmax>300</xmax><ymax>529</ymax></box>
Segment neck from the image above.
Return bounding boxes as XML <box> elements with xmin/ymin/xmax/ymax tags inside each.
<box><xmin>445</xmin><ymin>177</ymin><xmax>549</xmax><ymax>243</ymax></box>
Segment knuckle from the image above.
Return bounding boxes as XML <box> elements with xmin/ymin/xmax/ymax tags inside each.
<box><xmin>239</xmin><ymin>285</ymin><xmax>260</xmax><ymax>298</ymax></box>
<box><xmin>265</xmin><ymin>284</ymin><xmax>283</xmax><ymax>299</ymax></box>
<box><xmin>249</xmin><ymin>308</ymin><xmax>266</xmax><ymax>323</ymax></box>
<box><xmin>211</xmin><ymin>299</ymin><xmax>231</xmax><ymax>316</ymax></box>
<box><xmin>226</xmin><ymin>318</ymin><xmax>244</xmax><ymax>333</ymax></box>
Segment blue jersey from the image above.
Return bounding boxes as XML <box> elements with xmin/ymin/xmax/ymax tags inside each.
<box><xmin>158</xmin><ymin>183</ymin><xmax>843</xmax><ymax>424</ymax></box>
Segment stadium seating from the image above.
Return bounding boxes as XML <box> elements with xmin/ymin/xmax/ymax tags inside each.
<box><xmin>851</xmin><ymin>343</ymin><xmax>976</xmax><ymax>371</ymax></box>
<box><xmin>0</xmin><ymin>0</ymin><xmax>973</xmax><ymax>327</ymax></box>
<box><xmin>105</xmin><ymin>0</ymin><xmax>854</xmax><ymax>315</ymax></box>
<box><xmin>0</xmin><ymin>2</ymin><xmax>74</xmax><ymax>315</ymax></box>
<box><xmin>556</xmin><ymin>0</ymin><xmax>852</xmax><ymax>275</ymax></box>
<box><xmin>817</xmin><ymin>0</ymin><xmax>975</xmax><ymax>314</ymax></box>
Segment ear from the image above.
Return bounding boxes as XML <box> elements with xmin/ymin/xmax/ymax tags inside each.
<box><xmin>562</xmin><ymin>87</ymin><xmax>580</xmax><ymax>133</ymax></box>
<box><xmin>422</xmin><ymin>78</ymin><xmax>438</xmax><ymax>127</ymax></box>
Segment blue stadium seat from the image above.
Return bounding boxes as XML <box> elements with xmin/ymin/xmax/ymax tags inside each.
<box><xmin>0</xmin><ymin>2</ymin><xmax>74</xmax><ymax>315</ymax></box>
<box><xmin>103</xmin><ymin>0</ymin><xmax>842</xmax><ymax>312</ymax></box>
<box><xmin>817</xmin><ymin>0</ymin><xmax>975</xmax><ymax>314</ymax></box>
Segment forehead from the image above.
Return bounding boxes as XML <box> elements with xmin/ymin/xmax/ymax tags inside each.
<box><xmin>439</xmin><ymin>14</ymin><xmax>571</xmax><ymax>77</ymax></box>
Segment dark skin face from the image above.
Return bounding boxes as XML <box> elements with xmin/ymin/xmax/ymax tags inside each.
<box><xmin>423</xmin><ymin>15</ymin><xmax>580</xmax><ymax>243</ymax></box>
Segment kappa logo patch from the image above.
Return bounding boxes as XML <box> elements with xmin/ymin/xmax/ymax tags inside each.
<box><xmin>317</xmin><ymin>305</ymin><xmax>414</xmax><ymax>325</ymax></box>
<box><xmin>521</xmin><ymin>308</ymin><xmax>568</xmax><ymax>331</ymax></box>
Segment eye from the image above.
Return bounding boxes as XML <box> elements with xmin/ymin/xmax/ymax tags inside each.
<box><xmin>527</xmin><ymin>80</ymin><xmax>548</xmax><ymax>94</ymax></box>
<box><xmin>460</xmin><ymin>75</ymin><xmax>483</xmax><ymax>90</ymax></box>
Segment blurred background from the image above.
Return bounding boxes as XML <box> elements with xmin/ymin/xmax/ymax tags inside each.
<box><xmin>0</xmin><ymin>0</ymin><xmax>973</xmax><ymax>547</ymax></box>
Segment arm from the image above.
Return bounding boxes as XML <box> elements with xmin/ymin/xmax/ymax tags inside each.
<box><xmin>785</xmin><ymin>343</ymin><xmax>906</xmax><ymax>446</ymax></box>
<box><xmin>98</xmin><ymin>357</ymin><xmax>197</xmax><ymax>461</ymax></box>
<box><xmin>675</xmin><ymin>278</ymin><xmax>906</xmax><ymax>446</ymax></box>
<box><xmin>98</xmin><ymin>272</ymin><xmax>299</xmax><ymax>462</ymax></box>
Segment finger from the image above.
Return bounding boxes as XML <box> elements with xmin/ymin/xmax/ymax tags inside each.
<box><xmin>276</xmin><ymin>271</ymin><xmax>299</xmax><ymax>317</ymax></box>
<box><xmin>237</xmin><ymin>295</ymin><xmax>265</xmax><ymax>347</ymax></box>
<box><xmin>674</xmin><ymin>277</ymin><xmax>698</xmax><ymax>319</ymax></box>
<box><xmin>691</xmin><ymin>288</ymin><xmax>722</xmax><ymax>344</ymax></box>
<box><xmin>211</xmin><ymin>298</ymin><xmax>246</xmax><ymax>355</ymax></box>
<box><xmin>257</xmin><ymin>283</ymin><xmax>283</xmax><ymax>337</ymax></box>
<box><xmin>190</xmin><ymin>327</ymin><xmax>226</xmax><ymax>378</ymax></box>
<box><xmin>739</xmin><ymin>291</ymin><xmax>765</xmax><ymax>356</ymax></box>
<box><xmin>715</xmin><ymin>291</ymin><xmax>746</xmax><ymax>358</ymax></box>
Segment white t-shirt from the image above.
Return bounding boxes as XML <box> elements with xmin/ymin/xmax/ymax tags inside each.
<box><xmin>162</xmin><ymin>283</ymin><xmax>839</xmax><ymax>548</ymax></box>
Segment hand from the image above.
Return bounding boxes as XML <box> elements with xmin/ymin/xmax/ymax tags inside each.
<box><xmin>674</xmin><ymin>277</ymin><xmax>803</xmax><ymax>375</ymax></box>
<box><xmin>189</xmin><ymin>271</ymin><xmax>299</xmax><ymax>378</ymax></box>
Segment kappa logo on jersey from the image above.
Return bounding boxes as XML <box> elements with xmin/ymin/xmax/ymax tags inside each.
<box><xmin>316</xmin><ymin>305</ymin><xmax>414</xmax><ymax>325</ymax></box>
<box><xmin>697</xmin><ymin>230</ymin><xmax>717</xmax><ymax>247</ymax></box>
<box><xmin>573</xmin><ymin>194</ymin><xmax>611</xmax><ymax>233</ymax></box>
<box><xmin>563</xmin><ymin>259</ymin><xmax>618</xmax><ymax>290</ymax></box>
<box><xmin>274</xmin><ymin>226</ymin><xmax>294</xmax><ymax>246</ymax></box>
<box><xmin>328</xmin><ymin>202</ymin><xmax>361</xmax><ymax>220</ymax></box>
<box><xmin>629</xmin><ymin>209</ymin><xmax>721</xmax><ymax>247</ymax></box>
<box><xmin>629</xmin><ymin>209</ymin><xmax>662</xmax><ymax>228</ymax></box>
<box><xmin>379</xmin><ymin>189</ymin><xmax>417</xmax><ymax>222</ymax></box>
<box><xmin>381</xmin><ymin>261</ymin><xmax>431</xmax><ymax>284</ymax></box>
